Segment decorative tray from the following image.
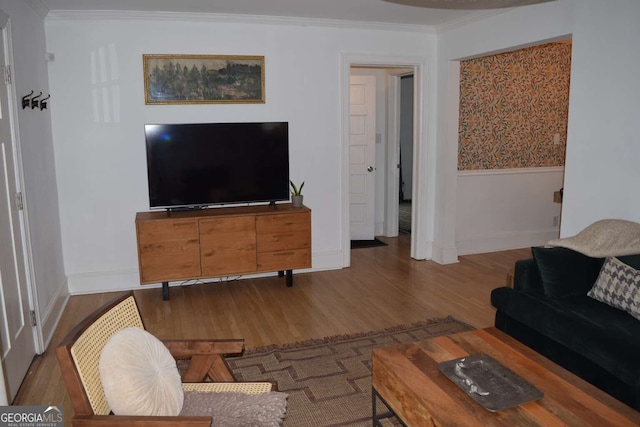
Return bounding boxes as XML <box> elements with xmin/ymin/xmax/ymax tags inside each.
<box><xmin>437</xmin><ymin>353</ymin><xmax>543</xmax><ymax>412</ymax></box>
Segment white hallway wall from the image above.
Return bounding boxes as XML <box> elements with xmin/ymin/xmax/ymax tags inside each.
<box><xmin>45</xmin><ymin>14</ymin><xmax>436</xmax><ymax>293</ymax></box>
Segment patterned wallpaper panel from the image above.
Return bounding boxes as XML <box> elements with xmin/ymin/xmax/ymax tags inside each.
<box><xmin>458</xmin><ymin>43</ymin><xmax>572</xmax><ymax>170</ymax></box>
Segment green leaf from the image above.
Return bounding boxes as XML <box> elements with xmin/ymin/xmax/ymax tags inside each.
<box><xmin>290</xmin><ymin>180</ymin><xmax>304</xmax><ymax>196</ymax></box>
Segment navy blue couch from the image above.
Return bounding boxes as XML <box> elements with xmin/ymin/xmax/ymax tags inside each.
<box><xmin>491</xmin><ymin>248</ymin><xmax>640</xmax><ymax>411</ymax></box>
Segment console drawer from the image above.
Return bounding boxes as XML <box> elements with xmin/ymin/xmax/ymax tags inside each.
<box><xmin>257</xmin><ymin>249</ymin><xmax>311</xmax><ymax>272</ymax></box>
<box><xmin>256</xmin><ymin>212</ymin><xmax>310</xmax><ymax>234</ymax></box>
<box><xmin>257</xmin><ymin>230</ymin><xmax>310</xmax><ymax>252</ymax></box>
<box><xmin>137</xmin><ymin>219</ymin><xmax>198</xmax><ymax>244</ymax></box>
<box><xmin>139</xmin><ymin>240</ymin><xmax>200</xmax><ymax>283</ymax></box>
<box><xmin>200</xmin><ymin>216</ymin><xmax>257</xmax><ymax>276</ymax></box>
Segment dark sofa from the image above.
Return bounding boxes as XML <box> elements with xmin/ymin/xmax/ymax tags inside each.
<box><xmin>491</xmin><ymin>247</ymin><xmax>640</xmax><ymax>411</ymax></box>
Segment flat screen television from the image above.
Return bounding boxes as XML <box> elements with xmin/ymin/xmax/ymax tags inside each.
<box><xmin>144</xmin><ymin>122</ymin><xmax>289</xmax><ymax>210</ymax></box>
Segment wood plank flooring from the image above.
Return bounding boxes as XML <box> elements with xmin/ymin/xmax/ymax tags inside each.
<box><xmin>13</xmin><ymin>234</ymin><xmax>530</xmax><ymax>417</ymax></box>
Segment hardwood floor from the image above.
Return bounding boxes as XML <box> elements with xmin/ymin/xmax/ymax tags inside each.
<box><xmin>14</xmin><ymin>234</ymin><xmax>530</xmax><ymax>419</ymax></box>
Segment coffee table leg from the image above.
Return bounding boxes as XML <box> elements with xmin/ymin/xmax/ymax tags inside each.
<box><xmin>372</xmin><ymin>387</ymin><xmax>382</xmax><ymax>427</ymax></box>
<box><xmin>372</xmin><ymin>387</ymin><xmax>401</xmax><ymax>426</ymax></box>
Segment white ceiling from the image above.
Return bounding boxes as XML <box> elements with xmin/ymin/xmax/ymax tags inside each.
<box><xmin>37</xmin><ymin>0</ymin><xmax>546</xmax><ymax>28</ymax></box>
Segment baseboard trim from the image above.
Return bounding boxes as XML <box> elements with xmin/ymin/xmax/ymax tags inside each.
<box><xmin>431</xmin><ymin>243</ymin><xmax>459</xmax><ymax>264</ymax></box>
<box><xmin>67</xmin><ymin>250</ymin><xmax>344</xmax><ymax>295</ymax></box>
<box><xmin>457</xmin><ymin>229</ymin><xmax>559</xmax><ymax>255</ymax></box>
<box><xmin>38</xmin><ymin>279</ymin><xmax>70</xmax><ymax>353</ymax></box>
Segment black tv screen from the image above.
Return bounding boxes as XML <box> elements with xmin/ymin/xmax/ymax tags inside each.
<box><xmin>144</xmin><ymin>122</ymin><xmax>289</xmax><ymax>209</ymax></box>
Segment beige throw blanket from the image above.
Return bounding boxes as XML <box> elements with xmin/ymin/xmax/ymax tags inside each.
<box><xmin>547</xmin><ymin>219</ymin><xmax>640</xmax><ymax>257</ymax></box>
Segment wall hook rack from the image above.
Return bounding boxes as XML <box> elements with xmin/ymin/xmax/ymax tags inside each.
<box><xmin>40</xmin><ymin>94</ymin><xmax>51</xmax><ymax>110</ymax></box>
<box><xmin>30</xmin><ymin>92</ymin><xmax>43</xmax><ymax>109</ymax></box>
<box><xmin>22</xmin><ymin>90</ymin><xmax>33</xmax><ymax>109</ymax></box>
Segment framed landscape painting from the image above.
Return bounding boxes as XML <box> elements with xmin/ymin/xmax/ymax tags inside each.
<box><xmin>143</xmin><ymin>54</ymin><xmax>265</xmax><ymax>105</ymax></box>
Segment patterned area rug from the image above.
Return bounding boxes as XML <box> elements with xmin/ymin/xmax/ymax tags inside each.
<box><xmin>226</xmin><ymin>316</ymin><xmax>473</xmax><ymax>426</ymax></box>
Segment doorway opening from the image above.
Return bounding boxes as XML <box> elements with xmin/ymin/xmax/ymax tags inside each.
<box><xmin>398</xmin><ymin>74</ymin><xmax>413</xmax><ymax>235</ymax></box>
<box><xmin>341</xmin><ymin>53</ymin><xmax>430</xmax><ymax>267</ymax></box>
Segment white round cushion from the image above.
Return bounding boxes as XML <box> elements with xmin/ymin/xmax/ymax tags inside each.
<box><xmin>99</xmin><ymin>327</ymin><xmax>184</xmax><ymax>416</ymax></box>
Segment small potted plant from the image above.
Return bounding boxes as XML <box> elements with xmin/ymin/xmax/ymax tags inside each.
<box><xmin>290</xmin><ymin>180</ymin><xmax>305</xmax><ymax>207</ymax></box>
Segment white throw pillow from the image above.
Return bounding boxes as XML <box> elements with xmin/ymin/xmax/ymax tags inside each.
<box><xmin>99</xmin><ymin>327</ymin><xmax>184</xmax><ymax>416</ymax></box>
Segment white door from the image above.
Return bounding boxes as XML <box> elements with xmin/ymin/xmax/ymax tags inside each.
<box><xmin>349</xmin><ymin>75</ymin><xmax>376</xmax><ymax>240</ymax></box>
<box><xmin>0</xmin><ymin>14</ymin><xmax>36</xmax><ymax>403</ymax></box>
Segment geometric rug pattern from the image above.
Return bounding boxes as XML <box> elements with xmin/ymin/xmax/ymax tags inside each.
<box><xmin>226</xmin><ymin>316</ymin><xmax>473</xmax><ymax>426</ymax></box>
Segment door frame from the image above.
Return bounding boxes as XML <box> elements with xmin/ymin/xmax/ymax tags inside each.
<box><xmin>340</xmin><ymin>53</ymin><xmax>430</xmax><ymax>267</ymax></box>
<box><xmin>385</xmin><ymin>71</ymin><xmax>414</xmax><ymax>238</ymax></box>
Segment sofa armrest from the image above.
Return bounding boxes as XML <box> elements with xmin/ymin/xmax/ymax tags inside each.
<box><xmin>513</xmin><ymin>258</ymin><xmax>544</xmax><ymax>294</ymax></box>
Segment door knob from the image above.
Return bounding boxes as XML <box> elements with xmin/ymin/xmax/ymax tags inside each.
<box><xmin>367</xmin><ymin>166</ymin><xmax>374</xmax><ymax>172</ymax></box>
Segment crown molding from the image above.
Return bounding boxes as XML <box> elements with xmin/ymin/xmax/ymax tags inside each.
<box><xmin>45</xmin><ymin>10</ymin><xmax>437</xmax><ymax>34</ymax></box>
<box><xmin>25</xmin><ymin>0</ymin><xmax>50</xmax><ymax>20</ymax></box>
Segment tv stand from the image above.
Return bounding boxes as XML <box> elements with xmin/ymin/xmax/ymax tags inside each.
<box><xmin>135</xmin><ymin>204</ymin><xmax>311</xmax><ymax>300</ymax></box>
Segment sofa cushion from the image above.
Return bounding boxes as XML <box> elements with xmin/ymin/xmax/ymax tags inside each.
<box><xmin>492</xmin><ymin>287</ymin><xmax>640</xmax><ymax>386</ymax></box>
<box><xmin>617</xmin><ymin>254</ymin><xmax>640</xmax><ymax>269</ymax></box>
<box><xmin>588</xmin><ymin>257</ymin><xmax>640</xmax><ymax>320</ymax></box>
<box><xmin>531</xmin><ymin>246</ymin><xmax>604</xmax><ymax>298</ymax></box>
<box><xmin>512</xmin><ymin>258</ymin><xmax>544</xmax><ymax>294</ymax></box>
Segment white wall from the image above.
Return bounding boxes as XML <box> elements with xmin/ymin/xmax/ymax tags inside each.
<box><xmin>0</xmin><ymin>0</ymin><xmax>67</xmax><ymax>348</ymax></box>
<box><xmin>43</xmin><ymin>0</ymin><xmax>640</xmax><ymax>296</ymax></box>
<box><xmin>45</xmin><ymin>14</ymin><xmax>435</xmax><ymax>293</ymax></box>
<box><xmin>435</xmin><ymin>0</ymin><xmax>574</xmax><ymax>262</ymax></box>
<box><xmin>456</xmin><ymin>168</ymin><xmax>563</xmax><ymax>255</ymax></box>
<box><xmin>561</xmin><ymin>0</ymin><xmax>640</xmax><ymax>236</ymax></box>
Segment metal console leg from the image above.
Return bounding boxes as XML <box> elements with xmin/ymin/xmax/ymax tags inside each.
<box><xmin>162</xmin><ymin>282</ymin><xmax>169</xmax><ymax>300</ymax></box>
<box><xmin>286</xmin><ymin>270</ymin><xmax>293</xmax><ymax>287</ymax></box>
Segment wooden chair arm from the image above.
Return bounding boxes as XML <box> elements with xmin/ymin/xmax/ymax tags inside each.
<box><xmin>162</xmin><ymin>339</ymin><xmax>243</xmax><ymax>382</ymax></box>
<box><xmin>162</xmin><ymin>339</ymin><xmax>244</xmax><ymax>358</ymax></box>
<box><xmin>72</xmin><ymin>415</ymin><xmax>211</xmax><ymax>427</ymax></box>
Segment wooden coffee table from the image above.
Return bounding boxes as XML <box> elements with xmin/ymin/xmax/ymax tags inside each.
<box><xmin>372</xmin><ymin>327</ymin><xmax>640</xmax><ymax>426</ymax></box>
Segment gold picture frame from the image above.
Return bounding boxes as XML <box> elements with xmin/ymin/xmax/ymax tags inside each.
<box><xmin>143</xmin><ymin>54</ymin><xmax>265</xmax><ymax>105</ymax></box>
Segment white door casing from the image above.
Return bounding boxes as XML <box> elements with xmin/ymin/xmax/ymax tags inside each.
<box><xmin>349</xmin><ymin>75</ymin><xmax>376</xmax><ymax>241</ymax></box>
<box><xmin>341</xmin><ymin>53</ymin><xmax>430</xmax><ymax>268</ymax></box>
<box><xmin>0</xmin><ymin>12</ymin><xmax>37</xmax><ymax>403</ymax></box>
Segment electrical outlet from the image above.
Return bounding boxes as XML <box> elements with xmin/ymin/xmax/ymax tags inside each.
<box><xmin>553</xmin><ymin>133</ymin><xmax>561</xmax><ymax>145</ymax></box>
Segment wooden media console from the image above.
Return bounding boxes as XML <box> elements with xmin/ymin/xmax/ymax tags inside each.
<box><xmin>135</xmin><ymin>204</ymin><xmax>311</xmax><ymax>299</ymax></box>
